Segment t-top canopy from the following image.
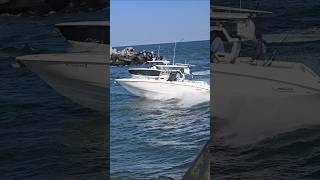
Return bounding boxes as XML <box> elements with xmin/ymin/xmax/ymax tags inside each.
<box><xmin>212</xmin><ymin>6</ymin><xmax>272</xmax><ymax>14</ymax></box>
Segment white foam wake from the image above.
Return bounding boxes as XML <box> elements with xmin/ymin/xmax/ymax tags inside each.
<box><xmin>142</xmin><ymin>90</ymin><xmax>210</xmax><ymax>108</ymax></box>
<box><xmin>192</xmin><ymin>70</ymin><xmax>210</xmax><ymax>76</ymax></box>
<box><xmin>215</xmin><ymin>94</ymin><xmax>320</xmax><ymax>145</ymax></box>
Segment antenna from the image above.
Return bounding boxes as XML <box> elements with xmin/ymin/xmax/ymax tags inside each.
<box><xmin>157</xmin><ymin>45</ymin><xmax>160</xmax><ymax>60</ymax></box>
<box><xmin>173</xmin><ymin>42</ymin><xmax>177</xmax><ymax>65</ymax></box>
<box><xmin>172</xmin><ymin>38</ymin><xmax>183</xmax><ymax>65</ymax></box>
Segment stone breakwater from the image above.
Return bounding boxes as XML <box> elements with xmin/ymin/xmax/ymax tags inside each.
<box><xmin>110</xmin><ymin>47</ymin><xmax>163</xmax><ymax>66</ymax></box>
<box><xmin>0</xmin><ymin>0</ymin><xmax>108</xmax><ymax>15</ymax></box>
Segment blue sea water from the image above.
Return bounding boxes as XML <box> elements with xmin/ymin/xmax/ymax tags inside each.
<box><xmin>212</xmin><ymin>0</ymin><xmax>320</xmax><ymax>179</ymax></box>
<box><xmin>3</xmin><ymin>1</ymin><xmax>320</xmax><ymax>179</ymax></box>
<box><xmin>110</xmin><ymin>41</ymin><xmax>210</xmax><ymax>179</ymax></box>
<box><xmin>0</xmin><ymin>11</ymin><xmax>109</xmax><ymax>179</ymax></box>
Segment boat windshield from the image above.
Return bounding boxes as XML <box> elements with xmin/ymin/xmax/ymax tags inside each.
<box><xmin>156</xmin><ymin>65</ymin><xmax>190</xmax><ymax>74</ymax></box>
<box><xmin>147</xmin><ymin>60</ymin><xmax>170</xmax><ymax>67</ymax></box>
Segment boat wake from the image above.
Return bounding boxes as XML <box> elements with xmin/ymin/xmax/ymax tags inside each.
<box><xmin>265</xmin><ymin>28</ymin><xmax>320</xmax><ymax>43</ymax></box>
<box><xmin>137</xmin><ymin>89</ymin><xmax>210</xmax><ymax>108</ymax></box>
<box><xmin>212</xmin><ymin>123</ymin><xmax>320</xmax><ymax>179</ymax></box>
<box><xmin>212</xmin><ymin>95</ymin><xmax>320</xmax><ymax>179</ymax></box>
<box><xmin>177</xmin><ymin>91</ymin><xmax>210</xmax><ymax>108</ymax></box>
<box><xmin>192</xmin><ymin>70</ymin><xmax>210</xmax><ymax>76</ymax></box>
<box><xmin>215</xmin><ymin>94</ymin><xmax>320</xmax><ymax>145</ymax></box>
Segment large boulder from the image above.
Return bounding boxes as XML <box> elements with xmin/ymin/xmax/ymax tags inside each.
<box><xmin>0</xmin><ymin>0</ymin><xmax>107</xmax><ymax>15</ymax></box>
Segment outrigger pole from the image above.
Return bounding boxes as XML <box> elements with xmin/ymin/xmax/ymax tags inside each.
<box><xmin>157</xmin><ymin>45</ymin><xmax>160</xmax><ymax>60</ymax></box>
<box><xmin>172</xmin><ymin>38</ymin><xmax>184</xmax><ymax>65</ymax></box>
<box><xmin>173</xmin><ymin>42</ymin><xmax>177</xmax><ymax>65</ymax></box>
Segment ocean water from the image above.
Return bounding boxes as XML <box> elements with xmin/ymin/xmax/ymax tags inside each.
<box><xmin>0</xmin><ymin>11</ymin><xmax>109</xmax><ymax>179</ymax></box>
<box><xmin>110</xmin><ymin>41</ymin><xmax>210</xmax><ymax>179</ymax></box>
<box><xmin>211</xmin><ymin>0</ymin><xmax>320</xmax><ymax>179</ymax></box>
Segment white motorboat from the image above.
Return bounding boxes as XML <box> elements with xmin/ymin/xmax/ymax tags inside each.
<box><xmin>116</xmin><ymin>60</ymin><xmax>209</xmax><ymax>99</ymax></box>
<box><xmin>211</xmin><ymin>6</ymin><xmax>320</xmax><ymax>121</ymax></box>
<box><xmin>16</xmin><ymin>21</ymin><xmax>109</xmax><ymax>112</ymax></box>
<box><xmin>116</xmin><ymin>42</ymin><xmax>209</xmax><ymax>99</ymax></box>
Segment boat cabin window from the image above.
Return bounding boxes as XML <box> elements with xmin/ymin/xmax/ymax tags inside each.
<box><xmin>167</xmin><ymin>71</ymin><xmax>182</xmax><ymax>82</ymax></box>
<box><xmin>129</xmin><ymin>69</ymin><xmax>160</xmax><ymax>76</ymax></box>
<box><xmin>150</xmin><ymin>62</ymin><xmax>165</xmax><ymax>65</ymax></box>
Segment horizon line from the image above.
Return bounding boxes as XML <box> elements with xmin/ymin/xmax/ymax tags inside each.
<box><xmin>111</xmin><ymin>39</ymin><xmax>209</xmax><ymax>48</ymax></box>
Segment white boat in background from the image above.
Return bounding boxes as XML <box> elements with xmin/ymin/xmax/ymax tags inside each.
<box><xmin>16</xmin><ymin>21</ymin><xmax>109</xmax><ymax>112</ymax></box>
<box><xmin>211</xmin><ymin>6</ymin><xmax>320</xmax><ymax>121</ymax></box>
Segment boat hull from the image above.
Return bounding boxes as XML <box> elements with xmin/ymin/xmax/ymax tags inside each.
<box><xmin>116</xmin><ymin>78</ymin><xmax>209</xmax><ymax>99</ymax></box>
<box><xmin>17</xmin><ymin>53</ymin><xmax>108</xmax><ymax>113</ymax></box>
<box><xmin>211</xmin><ymin>61</ymin><xmax>320</xmax><ymax>120</ymax></box>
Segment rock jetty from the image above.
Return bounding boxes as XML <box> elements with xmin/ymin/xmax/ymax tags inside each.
<box><xmin>110</xmin><ymin>47</ymin><xmax>162</xmax><ymax>66</ymax></box>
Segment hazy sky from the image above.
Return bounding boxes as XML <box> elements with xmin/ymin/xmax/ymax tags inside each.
<box><xmin>111</xmin><ymin>0</ymin><xmax>209</xmax><ymax>47</ymax></box>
